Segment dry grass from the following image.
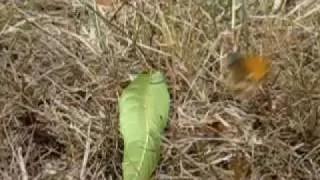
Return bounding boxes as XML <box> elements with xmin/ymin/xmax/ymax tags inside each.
<box><xmin>0</xmin><ymin>0</ymin><xmax>320</xmax><ymax>179</ymax></box>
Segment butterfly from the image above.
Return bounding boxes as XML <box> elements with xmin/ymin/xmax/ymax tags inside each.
<box><xmin>225</xmin><ymin>52</ymin><xmax>271</xmax><ymax>98</ymax></box>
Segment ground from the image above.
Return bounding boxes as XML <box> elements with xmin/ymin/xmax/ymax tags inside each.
<box><xmin>1</xmin><ymin>0</ymin><xmax>320</xmax><ymax>179</ymax></box>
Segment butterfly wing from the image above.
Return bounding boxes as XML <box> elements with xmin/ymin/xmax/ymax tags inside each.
<box><xmin>243</xmin><ymin>55</ymin><xmax>270</xmax><ymax>82</ymax></box>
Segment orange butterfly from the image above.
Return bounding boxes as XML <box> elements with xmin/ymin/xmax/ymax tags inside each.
<box><xmin>225</xmin><ymin>52</ymin><xmax>271</xmax><ymax>98</ymax></box>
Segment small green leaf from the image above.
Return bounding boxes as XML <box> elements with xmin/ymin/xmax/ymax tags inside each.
<box><xmin>119</xmin><ymin>71</ymin><xmax>170</xmax><ymax>180</ymax></box>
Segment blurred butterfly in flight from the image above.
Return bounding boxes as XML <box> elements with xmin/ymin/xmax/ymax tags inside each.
<box><xmin>225</xmin><ymin>52</ymin><xmax>271</xmax><ymax>98</ymax></box>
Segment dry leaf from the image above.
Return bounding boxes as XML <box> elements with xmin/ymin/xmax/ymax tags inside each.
<box><xmin>231</xmin><ymin>153</ymin><xmax>250</xmax><ymax>180</ymax></box>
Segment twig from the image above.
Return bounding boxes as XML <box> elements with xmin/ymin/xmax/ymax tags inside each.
<box><xmin>231</xmin><ymin>0</ymin><xmax>237</xmax><ymax>52</ymax></box>
<box><xmin>241</xmin><ymin>0</ymin><xmax>249</xmax><ymax>52</ymax></box>
<box><xmin>17</xmin><ymin>147</ymin><xmax>28</xmax><ymax>180</ymax></box>
<box><xmin>80</xmin><ymin>120</ymin><xmax>92</xmax><ymax>180</ymax></box>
